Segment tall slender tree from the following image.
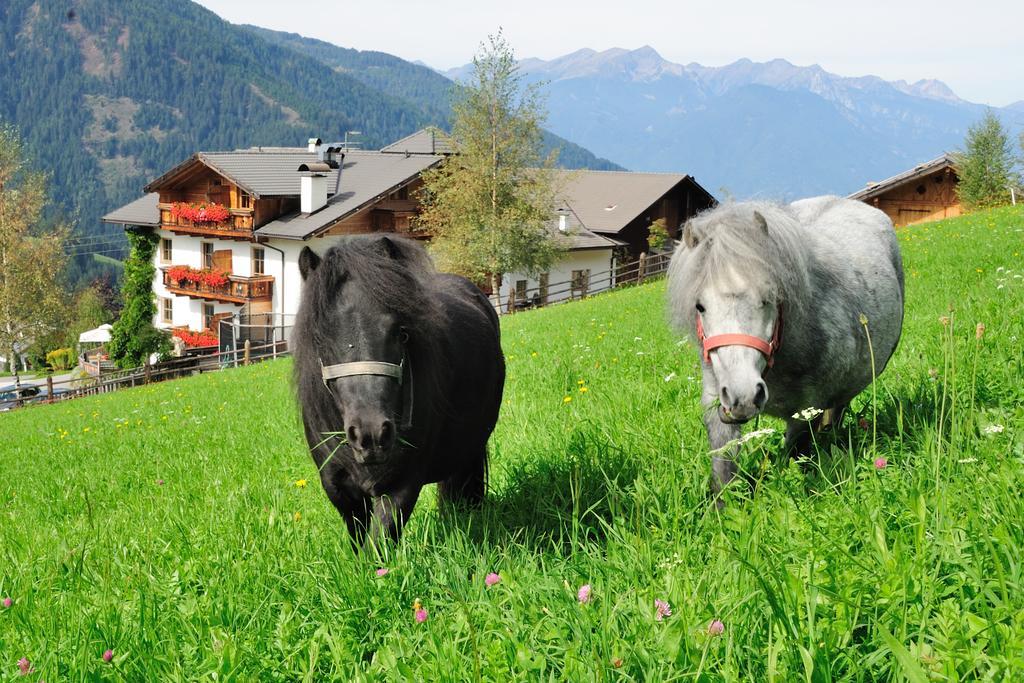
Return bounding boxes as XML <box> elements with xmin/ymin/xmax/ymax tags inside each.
<box><xmin>417</xmin><ymin>31</ymin><xmax>563</xmax><ymax>308</ymax></box>
<box><xmin>108</xmin><ymin>227</ymin><xmax>169</xmax><ymax>368</ymax></box>
<box><xmin>0</xmin><ymin>126</ymin><xmax>68</xmax><ymax>385</ymax></box>
<box><xmin>954</xmin><ymin>110</ymin><xmax>1019</xmax><ymax>210</ymax></box>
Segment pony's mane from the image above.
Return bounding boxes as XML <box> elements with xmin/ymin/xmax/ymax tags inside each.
<box><xmin>304</xmin><ymin>235</ymin><xmax>443</xmax><ymax>334</ymax></box>
<box><xmin>292</xmin><ymin>235</ymin><xmax>449</xmax><ymax>434</ymax></box>
<box><xmin>667</xmin><ymin>201</ymin><xmax>812</xmax><ymax>334</ymax></box>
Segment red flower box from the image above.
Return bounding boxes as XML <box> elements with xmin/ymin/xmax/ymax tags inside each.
<box><xmin>172</xmin><ymin>329</ymin><xmax>219</xmax><ymax>347</ymax></box>
<box><xmin>170</xmin><ymin>202</ymin><xmax>231</xmax><ymax>225</ymax></box>
<box><xmin>166</xmin><ymin>266</ymin><xmax>231</xmax><ymax>288</ymax></box>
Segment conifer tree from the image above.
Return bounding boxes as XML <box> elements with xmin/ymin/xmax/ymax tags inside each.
<box><xmin>108</xmin><ymin>228</ymin><xmax>169</xmax><ymax>368</ymax></box>
<box><xmin>954</xmin><ymin>110</ymin><xmax>1019</xmax><ymax>210</ymax></box>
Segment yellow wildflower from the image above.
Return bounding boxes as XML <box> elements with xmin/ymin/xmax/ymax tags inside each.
<box><xmin>295</xmin><ymin>479</ymin><xmax>307</xmax><ymax>488</ymax></box>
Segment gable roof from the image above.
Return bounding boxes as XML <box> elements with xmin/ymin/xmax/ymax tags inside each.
<box><xmin>552</xmin><ymin>204</ymin><xmax>627</xmax><ymax>251</ymax></box>
<box><xmin>144</xmin><ymin>148</ymin><xmax>340</xmax><ymax>198</ymax></box>
<box><xmin>254</xmin><ymin>151</ymin><xmax>442</xmax><ymax>239</ymax></box>
<box><xmin>380</xmin><ymin>127</ymin><xmax>455</xmax><ymax>155</ymax></box>
<box><xmin>558</xmin><ymin>170</ymin><xmax>713</xmax><ymax>235</ymax></box>
<box><xmin>849</xmin><ymin>154</ymin><xmax>957</xmax><ymax>201</ymax></box>
<box><xmin>102</xmin><ymin>192</ymin><xmax>160</xmax><ymax>226</ymax></box>
<box><xmin>107</xmin><ymin>150</ymin><xmax>441</xmax><ymax>239</ymax></box>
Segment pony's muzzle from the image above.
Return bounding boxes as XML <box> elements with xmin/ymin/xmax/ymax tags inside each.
<box><xmin>346</xmin><ymin>415</ymin><xmax>396</xmax><ymax>461</ymax></box>
<box><xmin>719</xmin><ymin>380</ymin><xmax>768</xmax><ymax>423</ymax></box>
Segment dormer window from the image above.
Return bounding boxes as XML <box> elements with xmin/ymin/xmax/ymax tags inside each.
<box><xmin>239</xmin><ymin>192</ymin><xmax>252</xmax><ymax>209</ymax></box>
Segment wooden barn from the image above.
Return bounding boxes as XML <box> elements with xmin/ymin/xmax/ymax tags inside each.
<box><xmin>849</xmin><ymin>154</ymin><xmax>961</xmax><ymax>227</ymax></box>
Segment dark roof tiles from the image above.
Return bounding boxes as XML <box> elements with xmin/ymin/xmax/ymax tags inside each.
<box><xmin>102</xmin><ymin>193</ymin><xmax>160</xmax><ymax>226</ymax></box>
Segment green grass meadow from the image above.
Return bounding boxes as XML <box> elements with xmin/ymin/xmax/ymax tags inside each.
<box><xmin>2</xmin><ymin>206</ymin><xmax>1024</xmax><ymax>680</ymax></box>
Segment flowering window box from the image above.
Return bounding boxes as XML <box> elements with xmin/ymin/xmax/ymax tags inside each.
<box><xmin>169</xmin><ymin>202</ymin><xmax>231</xmax><ymax>225</ymax></box>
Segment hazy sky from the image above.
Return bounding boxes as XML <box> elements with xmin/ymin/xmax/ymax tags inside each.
<box><xmin>195</xmin><ymin>0</ymin><xmax>1023</xmax><ymax>107</ymax></box>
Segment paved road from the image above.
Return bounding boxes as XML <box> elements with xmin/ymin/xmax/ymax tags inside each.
<box><xmin>1</xmin><ymin>372</ymin><xmax>77</xmax><ymax>389</ymax></box>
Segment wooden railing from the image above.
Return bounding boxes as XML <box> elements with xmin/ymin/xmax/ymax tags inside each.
<box><xmin>158</xmin><ymin>203</ymin><xmax>254</xmax><ymax>238</ymax></box>
<box><xmin>491</xmin><ymin>250</ymin><xmax>672</xmax><ymax>314</ymax></box>
<box><xmin>0</xmin><ymin>340</ymin><xmax>290</xmax><ymax>412</ymax></box>
<box><xmin>163</xmin><ymin>269</ymin><xmax>274</xmax><ymax>303</ymax></box>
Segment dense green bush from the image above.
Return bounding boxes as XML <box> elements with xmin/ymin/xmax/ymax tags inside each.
<box><xmin>44</xmin><ymin>347</ymin><xmax>75</xmax><ymax>371</ymax></box>
<box><xmin>107</xmin><ymin>227</ymin><xmax>169</xmax><ymax>368</ymax></box>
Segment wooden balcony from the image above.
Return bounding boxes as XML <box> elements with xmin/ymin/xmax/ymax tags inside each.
<box><xmin>163</xmin><ymin>269</ymin><xmax>274</xmax><ymax>305</ymax></box>
<box><xmin>158</xmin><ymin>203</ymin><xmax>254</xmax><ymax>240</ymax></box>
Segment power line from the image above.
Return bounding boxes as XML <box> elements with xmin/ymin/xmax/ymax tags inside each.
<box><xmin>66</xmin><ymin>235</ymin><xmax>128</xmax><ymax>247</ymax></box>
<box><xmin>66</xmin><ymin>246</ymin><xmax>129</xmax><ymax>257</ymax></box>
<box><xmin>65</xmin><ymin>239</ymin><xmax>127</xmax><ymax>250</ymax></box>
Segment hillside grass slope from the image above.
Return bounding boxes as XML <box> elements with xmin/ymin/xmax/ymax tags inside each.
<box><xmin>1</xmin><ymin>206</ymin><xmax>1023</xmax><ymax>679</ymax></box>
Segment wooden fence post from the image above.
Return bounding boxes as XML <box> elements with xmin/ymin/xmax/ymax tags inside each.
<box><xmin>638</xmin><ymin>252</ymin><xmax>647</xmax><ymax>282</ymax></box>
<box><xmin>46</xmin><ymin>374</ymin><xmax>54</xmax><ymax>404</ymax></box>
<box><xmin>243</xmin><ymin>339</ymin><xmax>251</xmax><ymax>366</ymax></box>
<box><xmin>144</xmin><ymin>359</ymin><xmax>152</xmax><ymax>385</ymax></box>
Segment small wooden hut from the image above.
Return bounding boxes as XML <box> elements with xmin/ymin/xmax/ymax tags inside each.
<box><xmin>849</xmin><ymin>154</ymin><xmax>960</xmax><ymax>227</ymax></box>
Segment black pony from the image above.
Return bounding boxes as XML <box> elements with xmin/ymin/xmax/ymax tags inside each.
<box><xmin>293</xmin><ymin>235</ymin><xmax>505</xmax><ymax>545</ymax></box>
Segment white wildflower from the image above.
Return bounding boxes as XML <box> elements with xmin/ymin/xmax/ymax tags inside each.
<box><xmin>957</xmin><ymin>458</ymin><xmax>977</xmax><ymax>464</ymax></box>
<box><xmin>982</xmin><ymin>424</ymin><xmax>1004</xmax><ymax>435</ymax></box>
<box><xmin>664</xmin><ymin>372</ymin><xmax>677</xmax><ymax>382</ymax></box>
<box><xmin>634</xmin><ymin>336</ymin><xmax>643</xmax><ymax>342</ymax></box>
<box><xmin>708</xmin><ymin>427</ymin><xmax>777</xmax><ymax>455</ymax></box>
<box><xmin>738</xmin><ymin>428</ymin><xmax>776</xmax><ymax>445</ymax></box>
<box><xmin>792</xmin><ymin>407</ymin><xmax>824</xmax><ymax>421</ymax></box>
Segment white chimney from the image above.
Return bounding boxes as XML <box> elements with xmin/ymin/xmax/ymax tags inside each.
<box><xmin>307</xmin><ymin>137</ymin><xmax>322</xmax><ymax>154</ymax></box>
<box><xmin>297</xmin><ymin>162</ymin><xmax>331</xmax><ymax>214</ymax></box>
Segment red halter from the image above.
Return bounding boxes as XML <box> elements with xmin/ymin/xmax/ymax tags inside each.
<box><xmin>696</xmin><ymin>306</ymin><xmax>783</xmax><ymax>368</ymax></box>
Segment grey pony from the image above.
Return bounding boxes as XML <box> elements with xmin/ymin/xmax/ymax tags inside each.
<box><xmin>667</xmin><ymin>196</ymin><xmax>904</xmax><ymax>496</ymax></box>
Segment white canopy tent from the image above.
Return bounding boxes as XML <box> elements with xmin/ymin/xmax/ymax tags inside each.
<box><xmin>78</xmin><ymin>324</ymin><xmax>113</xmax><ymax>345</ymax></box>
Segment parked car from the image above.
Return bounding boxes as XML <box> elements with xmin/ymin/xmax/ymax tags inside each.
<box><xmin>0</xmin><ymin>384</ymin><xmax>41</xmax><ymax>412</ymax></box>
<box><xmin>28</xmin><ymin>387</ymin><xmax>70</xmax><ymax>405</ymax></box>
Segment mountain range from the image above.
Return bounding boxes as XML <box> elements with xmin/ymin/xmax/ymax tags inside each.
<box><xmin>0</xmin><ymin>0</ymin><xmax>616</xmax><ymax>286</ymax></box>
<box><xmin>3</xmin><ymin>0</ymin><xmax>1020</xmax><ymax>287</ymax></box>
<box><xmin>447</xmin><ymin>47</ymin><xmax>1023</xmax><ymax>198</ymax></box>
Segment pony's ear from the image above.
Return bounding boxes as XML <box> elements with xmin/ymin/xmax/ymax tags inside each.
<box><xmin>377</xmin><ymin>236</ymin><xmax>403</xmax><ymax>260</ymax></box>
<box><xmin>682</xmin><ymin>220</ymin><xmax>699</xmax><ymax>248</ymax></box>
<box><xmin>753</xmin><ymin>211</ymin><xmax>769</xmax><ymax>234</ymax></box>
<box><xmin>299</xmin><ymin>247</ymin><xmax>321</xmax><ymax>281</ymax></box>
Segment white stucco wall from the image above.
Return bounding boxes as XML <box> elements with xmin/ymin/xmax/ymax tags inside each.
<box><xmin>501</xmin><ymin>248</ymin><xmax>616</xmax><ymax>308</ymax></box>
<box><xmin>154</xmin><ymin>232</ymin><xmax>611</xmax><ymax>335</ymax></box>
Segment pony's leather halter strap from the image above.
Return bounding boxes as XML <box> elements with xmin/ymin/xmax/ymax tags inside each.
<box><xmin>320</xmin><ymin>359</ymin><xmax>403</xmax><ymax>385</ymax></box>
<box><xmin>696</xmin><ymin>307</ymin><xmax>783</xmax><ymax>368</ymax></box>
<box><xmin>319</xmin><ymin>354</ymin><xmax>414</xmax><ymax>429</ymax></box>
